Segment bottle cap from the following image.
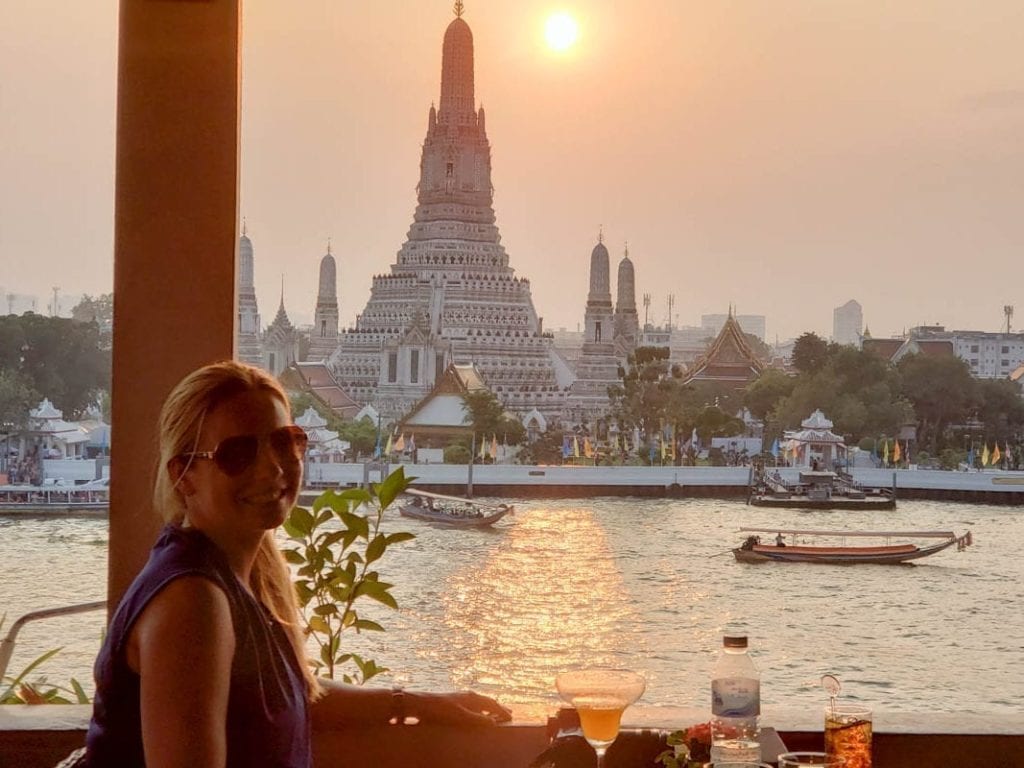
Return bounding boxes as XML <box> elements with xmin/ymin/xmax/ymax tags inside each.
<box><xmin>723</xmin><ymin>635</ymin><xmax>748</xmax><ymax>648</ymax></box>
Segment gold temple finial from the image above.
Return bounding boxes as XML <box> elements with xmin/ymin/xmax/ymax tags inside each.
<box><xmin>242</xmin><ymin>216</ymin><xmax>247</xmax><ymax>236</ymax></box>
<box><xmin>454</xmin><ymin>0</ymin><xmax>464</xmax><ymax>18</ymax></box>
<box><xmin>624</xmin><ymin>240</ymin><xmax>629</xmax><ymax>259</ymax></box>
<box><xmin>327</xmin><ymin>237</ymin><xmax>332</xmax><ymax>255</ymax></box>
<box><xmin>598</xmin><ymin>225</ymin><xmax>603</xmax><ymax>244</ymax></box>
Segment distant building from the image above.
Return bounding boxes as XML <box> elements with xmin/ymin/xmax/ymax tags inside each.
<box><xmin>864</xmin><ymin>324</ymin><xmax>1024</xmax><ymax>380</ymax></box>
<box><xmin>0</xmin><ymin>291</ymin><xmax>40</xmax><ymax>315</ymax></box>
<box><xmin>236</xmin><ymin>226</ymin><xmax>262</xmax><ymax>366</ymax></box>
<box><xmin>701</xmin><ymin>313</ymin><xmax>766</xmax><ymax>342</ymax></box>
<box><xmin>308</xmin><ymin>243</ymin><xmax>339</xmax><ymax>362</ymax></box>
<box><xmin>833</xmin><ymin>299</ymin><xmax>863</xmax><ymax>346</ymax></box>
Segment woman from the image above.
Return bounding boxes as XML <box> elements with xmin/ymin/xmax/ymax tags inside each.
<box><xmin>83</xmin><ymin>361</ymin><xmax>509</xmax><ymax>767</ymax></box>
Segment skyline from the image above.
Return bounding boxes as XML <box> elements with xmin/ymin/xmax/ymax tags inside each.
<box><xmin>3</xmin><ymin>2</ymin><xmax>1023</xmax><ymax>341</ymax></box>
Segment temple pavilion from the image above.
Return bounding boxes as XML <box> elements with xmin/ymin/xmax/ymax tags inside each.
<box><xmin>682</xmin><ymin>310</ymin><xmax>766</xmax><ymax>388</ymax></box>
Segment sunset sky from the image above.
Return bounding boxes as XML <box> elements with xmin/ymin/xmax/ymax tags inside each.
<box><xmin>3</xmin><ymin>1</ymin><xmax>1023</xmax><ymax>341</ymax></box>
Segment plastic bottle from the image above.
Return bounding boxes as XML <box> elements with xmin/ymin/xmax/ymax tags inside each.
<box><xmin>710</xmin><ymin>634</ymin><xmax>761</xmax><ymax>763</ymax></box>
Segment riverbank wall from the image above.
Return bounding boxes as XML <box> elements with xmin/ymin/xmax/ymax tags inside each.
<box><xmin>303</xmin><ymin>464</ymin><xmax>1024</xmax><ymax>505</ymax></box>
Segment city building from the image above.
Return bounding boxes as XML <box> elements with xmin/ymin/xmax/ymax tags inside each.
<box><xmin>701</xmin><ymin>313</ymin><xmax>766</xmax><ymax>341</ymax></box>
<box><xmin>308</xmin><ymin>243</ymin><xmax>340</xmax><ymax>362</ymax></box>
<box><xmin>833</xmin><ymin>299</ymin><xmax>863</xmax><ymax>346</ymax></box>
<box><xmin>327</xmin><ymin>9</ymin><xmax>565</xmax><ymax>422</ymax></box>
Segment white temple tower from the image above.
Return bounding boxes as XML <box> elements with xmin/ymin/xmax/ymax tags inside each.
<box><xmin>329</xmin><ymin>4</ymin><xmax>563</xmax><ymax>420</ymax></box>
<box><xmin>236</xmin><ymin>224</ymin><xmax>262</xmax><ymax>365</ymax></box>
<box><xmin>309</xmin><ymin>242</ymin><xmax>339</xmax><ymax>361</ymax></box>
<box><xmin>614</xmin><ymin>246</ymin><xmax>640</xmax><ymax>355</ymax></box>
<box><xmin>566</xmin><ymin>235</ymin><xmax>623</xmax><ymax>424</ymax></box>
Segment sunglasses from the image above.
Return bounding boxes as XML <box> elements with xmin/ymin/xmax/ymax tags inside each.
<box><xmin>177</xmin><ymin>425</ymin><xmax>308</xmax><ymax>477</ymax></box>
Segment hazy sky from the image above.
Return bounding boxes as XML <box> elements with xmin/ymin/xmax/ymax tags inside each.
<box><xmin>3</xmin><ymin>1</ymin><xmax>1023</xmax><ymax>341</ymax></box>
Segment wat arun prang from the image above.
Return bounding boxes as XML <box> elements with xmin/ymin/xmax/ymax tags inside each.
<box><xmin>328</xmin><ymin>6</ymin><xmax>568</xmax><ymax>421</ymax></box>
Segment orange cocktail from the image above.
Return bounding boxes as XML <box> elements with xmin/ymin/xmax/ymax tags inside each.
<box><xmin>574</xmin><ymin>696</ymin><xmax>626</xmax><ymax>743</ymax></box>
<box><xmin>556</xmin><ymin>669</ymin><xmax>646</xmax><ymax>768</ymax></box>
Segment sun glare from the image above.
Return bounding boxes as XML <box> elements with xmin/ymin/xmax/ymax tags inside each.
<box><xmin>544</xmin><ymin>11</ymin><xmax>579</xmax><ymax>52</ymax></box>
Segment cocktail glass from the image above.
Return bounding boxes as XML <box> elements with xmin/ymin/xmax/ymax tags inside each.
<box><xmin>555</xmin><ymin>668</ymin><xmax>646</xmax><ymax>768</ymax></box>
<box><xmin>825</xmin><ymin>703</ymin><xmax>872</xmax><ymax>768</ymax></box>
<box><xmin>778</xmin><ymin>753</ymin><xmax>846</xmax><ymax>767</ymax></box>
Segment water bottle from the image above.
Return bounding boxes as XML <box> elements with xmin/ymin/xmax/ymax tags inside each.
<box><xmin>710</xmin><ymin>634</ymin><xmax>761</xmax><ymax>762</ymax></box>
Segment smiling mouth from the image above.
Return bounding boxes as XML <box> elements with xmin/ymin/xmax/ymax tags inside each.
<box><xmin>241</xmin><ymin>488</ymin><xmax>289</xmax><ymax>505</ymax></box>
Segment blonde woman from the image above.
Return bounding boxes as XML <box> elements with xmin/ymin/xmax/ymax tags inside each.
<box><xmin>83</xmin><ymin>361</ymin><xmax>509</xmax><ymax>768</ymax></box>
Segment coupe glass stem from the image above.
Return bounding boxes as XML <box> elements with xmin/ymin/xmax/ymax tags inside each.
<box><xmin>594</xmin><ymin>746</ymin><xmax>607</xmax><ymax>768</ymax></box>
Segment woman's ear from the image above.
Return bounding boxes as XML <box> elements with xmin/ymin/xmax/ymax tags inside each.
<box><xmin>168</xmin><ymin>457</ymin><xmax>196</xmax><ymax>496</ymax></box>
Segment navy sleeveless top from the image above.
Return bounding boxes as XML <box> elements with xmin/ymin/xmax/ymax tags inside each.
<box><xmin>84</xmin><ymin>525</ymin><xmax>311</xmax><ymax>767</ymax></box>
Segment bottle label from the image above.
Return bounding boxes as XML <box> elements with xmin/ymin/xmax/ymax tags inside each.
<box><xmin>711</xmin><ymin>677</ymin><xmax>760</xmax><ymax>717</ymax></box>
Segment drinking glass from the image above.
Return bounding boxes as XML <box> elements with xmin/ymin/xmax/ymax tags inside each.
<box><xmin>703</xmin><ymin>763</ymin><xmax>772</xmax><ymax>768</ymax></box>
<box><xmin>825</xmin><ymin>703</ymin><xmax>872</xmax><ymax>768</ymax></box>
<box><xmin>555</xmin><ymin>668</ymin><xmax>646</xmax><ymax>768</ymax></box>
<box><xmin>778</xmin><ymin>752</ymin><xmax>846</xmax><ymax>767</ymax></box>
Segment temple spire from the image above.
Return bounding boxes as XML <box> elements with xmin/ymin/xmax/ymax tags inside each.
<box><xmin>242</xmin><ymin>217</ymin><xmax>247</xmax><ymax>236</ymax></box>
<box><xmin>598</xmin><ymin>225</ymin><xmax>603</xmax><ymax>244</ymax></box>
<box><xmin>327</xmin><ymin>237</ymin><xmax>332</xmax><ymax>255</ymax></box>
<box><xmin>454</xmin><ymin>0</ymin><xmax>464</xmax><ymax>18</ymax></box>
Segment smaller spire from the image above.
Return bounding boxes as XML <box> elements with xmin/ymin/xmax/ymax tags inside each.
<box><xmin>598</xmin><ymin>225</ymin><xmax>603</xmax><ymax>244</ymax></box>
<box><xmin>624</xmin><ymin>241</ymin><xmax>629</xmax><ymax>259</ymax></box>
<box><xmin>242</xmin><ymin>217</ymin><xmax>247</xmax><ymax>236</ymax></box>
<box><xmin>454</xmin><ymin>0</ymin><xmax>464</xmax><ymax>18</ymax></box>
<box><xmin>279</xmin><ymin>275</ymin><xmax>285</xmax><ymax>310</ymax></box>
<box><xmin>327</xmin><ymin>237</ymin><xmax>332</xmax><ymax>255</ymax></box>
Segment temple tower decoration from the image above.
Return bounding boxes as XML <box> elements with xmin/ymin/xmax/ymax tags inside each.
<box><xmin>566</xmin><ymin>235</ymin><xmax>623</xmax><ymax>424</ymax></box>
<box><xmin>613</xmin><ymin>245</ymin><xmax>640</xmax><ymax>355</ymax></box>
<box><xmin>682</xmin><ymin>308</ymin><xmax>765</xmax><ymax>388</ymax></box>
<box><xmin>263</xmin><ymin>281</ymin><xmax>301</xmax><ymax>377</ymax></box>
<box><xmin>309</xmin><ymin>241</ymin><xmax>340</xmax><ymax>361</ymax></box>
<box><xmin>236</xmin><ymin>224</ymin><xmax>262</xmax><ymax>366</ymax></box>
<box><xmin>328</xmin><ymin>5</ymin><xmax>564</xmax><ymax>420</ymax></box>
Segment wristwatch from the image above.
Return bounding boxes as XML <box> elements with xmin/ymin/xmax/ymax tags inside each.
<box><xmin>390</xmin><ymin>685</ymin><xmax>406</xmax><ymax>725</ymax></box>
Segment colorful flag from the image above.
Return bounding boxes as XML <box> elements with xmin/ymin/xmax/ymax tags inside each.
<box><xmin>491</xmin><ymin>435</ymin><xmax>499</xmax><ymax>459</ymax></box>
<box><xmin>882</xmin><ymin>440</ymin><xmax>889</xmax><ymax>465</ymax></box>
<box><xmin>408</xmin><ymin>434</ymin><xmax>416</xmax><ymax>452</ymax></box>
<box><xmin>1005</xmin><ymin>442</ymin><xmax>1013</xmax><ymax>464</ymax></box>
<box><xmin>770</xmin><ymin>438</ymin><xmax>779</xmax><ymax>458</ymax></box>
<box><xmin>981</xmin><ymin>443</ymin><xmax>990</xmax><ymax>466</ymax></box>
<box><xmin>480</xmin><ymin>436</ymin><xmax>488</xmax><ymax>460</ymax></box>
<box><xmin>660</xmin><ymin>434</ymin><xmax>666</xmax><ymax>462</ymax></box>
<box><xmin>573</xmin><ymin>435</ymin><xmax>580</xmax><ymax>458</ymax></box>
<box><xmin>691</xmin><ymin>427</ymin><xmax>698</xmax><ymax>448</ymax></box>
<box><xmin>992</xmin><ymin>443</ymin><xmax>1001</xmax><ymax>465</ymax></box>
<box><xmin>394</xmin><ymin>433</ymin><xmax>406</xmax><ymax>452</ymax></box>
<box><xmin>893</xmin><ymin>439</ymin><xmax>901</xmax><ymax>464</ymax></box>
<box><xmin>583</xmin><ymin>436</ymin><xmax>593</xmax><ymax>458</ymax></box>
<box><xmin>384</xmin><ymin>433</ymin><xmax>393</xmax><ymax>455</ymax></box>
<box><xmin>967</xmin><ymin>445</ymin><xmax>975</xmax><ymax>468</ymax></box>
<box><xmin>562</xmin><ymin>436</ymin><xmax>572</xmax><ymax>458</ymax></box>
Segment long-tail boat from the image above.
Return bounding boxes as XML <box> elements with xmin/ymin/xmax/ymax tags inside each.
<box><xmin>733</xmin><ymin>527</ymin><xmax>972</xmax><ymax>565</ymax></box>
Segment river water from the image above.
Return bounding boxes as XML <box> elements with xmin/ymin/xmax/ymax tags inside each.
<box><xmin>1</xmin><ymin>498</ymin><xmax>1020</xmax><ymax>718</ymax></box>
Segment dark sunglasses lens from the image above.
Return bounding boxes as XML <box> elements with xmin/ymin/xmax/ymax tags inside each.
<box><xmin>213</xmin><ymin>435</ymin><xmax>259</xmax><ymax>476</ymax></box>
<box><xmin>271</xmin><ymin>426</ymin><xmax>308</xmax><ymax>459</ymax></box>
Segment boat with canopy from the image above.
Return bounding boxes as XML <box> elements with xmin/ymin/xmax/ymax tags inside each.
<box><xmin>733</xmin><ymin>527</ymin><xmax>973</xmax><ymax>565</ymax></box>
<box><xmin>399</xmin><ymin>488</ymin><xmax>513</xmax><ymax>528</ymax></box>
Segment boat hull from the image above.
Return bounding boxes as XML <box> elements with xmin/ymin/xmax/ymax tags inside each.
<box><xmin>749</xmin><ymin>494</ymin><xmax>896</xmax><ymax>511</ymax></box>
<box><xmin>398</xmin><ymin>505</ymin><xmax>510</xmax><ymax>528</ymax></box>
<box><xmin>733</xmin><ymin>540</ymin><xmax>955</xmax><ymax>565</ymax></box>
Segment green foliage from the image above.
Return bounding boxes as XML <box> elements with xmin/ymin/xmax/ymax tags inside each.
<box><xmin>70</xmin><ymin>294</ymin><xmax>113</xmax><ymax>349</ymax></box>
<box><xmin>444</xmin><ymin>443</ymin><xmax>471</xmax><ymax>464</ymax></box>
<box><xmin>791</xmin><ymin>332</ymin><xmax>832</xmax><ymax>375</ymax></box>
<box><xmin>743</xmin><ymin>368</ymin><xmax>795</xmax><ymax>421</ymax></box>
<box><xmin>283</xmin><ymin>468</ymin><xmax>416</xmax><ymax>684</ymax></box>
<box><xmin>515</xmin><ymin>427</ymin><xmax>565</xmax><ymax>465</ymax></box>
<box><xmin>0</xmin><ymin>369</ymin><xmax>39</xmax><ymax>432</ymax></box>
<box><xmin>743</xmin><ymin>332</ymin><xmax>773</xmax><ymax>363</ymax></box>
<box><xmin>0</xmin><ymin>615</ymin><xmax>89</xmax><ymax>705</ymax></box>
<box><xmin>461</xmin><ymin>390</ymin><xmax>526</xmax><ymax>446</ymax></box>
<box><xmin>897</xmin><ymin>353</ymin><xmax>976</xmax><ymax>453</ymax></box>
<box><xmin>0</xmin><ymin>313</ymin><xmax>110</xmax><ymax>419</ymax></box>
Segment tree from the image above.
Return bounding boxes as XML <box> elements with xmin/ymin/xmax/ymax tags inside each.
<box><xmin>897</xmin><ymin>353</ymin><xmax>976</xmax><ymax>453</ymax></box>
<box><xmin>71</xmin><ymin>293</ymin><xmax>114</xmax><ymax>349</ymax></box>
<box><xmin>790</xmin><ymin>332</ymin><xmax>831</xmax><ymax>375</ymax></box>
<box><xmin>460</xmin><ymin>390</ymin><xmax>526</xmax><ymax>446</ymax></box>
<box><xmin>975</xmin><ymin>378</ymin><xmax>1024</xmax><ymax>443</ymax></box>
<box><xmin>0</xmin><ymin>314</ymin><xmax>111</xmax><ymax>419</ymax></box>
<box><xmin>0</xmin><ymin>369</ymin><xmax>38</xmax><ymax>434</ymax></box>
<box><xmin>743</xmin><ymin>333</ymin><xmax>773</xmax><ymax>363</ymax></box>
<box><xmin>743</xmin><ymin>368</ymin><xmax>795</xmax><ymax>421</ymax></box>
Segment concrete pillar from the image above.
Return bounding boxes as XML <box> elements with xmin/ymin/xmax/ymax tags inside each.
<box><xmin>108</xmin><ymin>0</ymin><xmax>240</xmax><ymax>610</ymax></box>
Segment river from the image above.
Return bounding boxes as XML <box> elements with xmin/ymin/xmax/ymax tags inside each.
<box><xmin>1</xmin><ymin>498</ymin><xmax>1019</xmax><ymax>718</ymax></box>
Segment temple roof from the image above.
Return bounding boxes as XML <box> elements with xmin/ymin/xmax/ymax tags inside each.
<box><xmin>683</xmin><ymin>312</ymin><xmax>765</xmax><ymax>387</ymax></box>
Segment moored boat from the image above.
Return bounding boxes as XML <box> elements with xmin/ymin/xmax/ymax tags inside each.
<box><xmin>399</xmin><ymin>489</ymin><xmax>513</xmax><ymax>528</ymax></box>
<box><xmin>733</xmin><ymin>527</ymin><xmax>973</xmax><ymax>565</ymax></box>
<box><xmin>749</xmin><ymin>468</ymin><xmax>896</xmax><ymax>511</ymax></box>
<box><xmin>0</xmin><ymin>482</ymin><xmax>109</xmax><ymax>516</ymax></box>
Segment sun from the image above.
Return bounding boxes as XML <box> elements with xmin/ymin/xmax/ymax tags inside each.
<box><xmin>544</xmin><ymin>12</ymin><xmax>579</xmax><ymax>52</ymax></box>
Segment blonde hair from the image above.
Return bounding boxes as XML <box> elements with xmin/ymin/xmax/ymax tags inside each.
<box><xmin>154</xmin><ymin>360</ymin><xmax>320</xmax><ymax>699</ymax></box>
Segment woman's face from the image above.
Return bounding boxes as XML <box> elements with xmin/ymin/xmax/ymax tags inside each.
<box><xmin>180</xmin><ymin>388</ymin><xmax>303</xmax><ymax>537</ymax></box>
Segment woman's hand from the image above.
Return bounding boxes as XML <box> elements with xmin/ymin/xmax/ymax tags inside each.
<box><xmin>408</xmin><ymin>690</ymin><xmax>512</xmax><ymax>727</ymax></box>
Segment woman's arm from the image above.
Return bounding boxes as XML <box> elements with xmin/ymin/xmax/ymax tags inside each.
<box><xmin>127</xmin><ymin>576</ymin><xmax>235</xmax><ymax>768</ymax></box>
<box><xmin>310</xmin><ymin>678</ymin><xmax>512</xmax><ymax>730</ymax></box>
